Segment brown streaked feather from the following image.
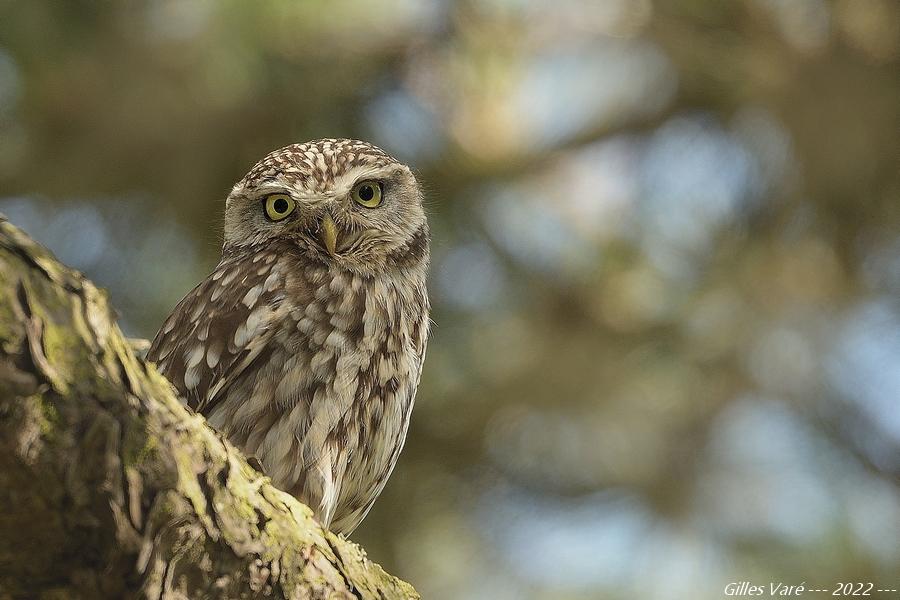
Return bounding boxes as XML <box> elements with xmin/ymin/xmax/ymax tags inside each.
<box><xmin>148</xmin><ymin>139</ymin><xmax>430</xmax><ymax>536</ymax></box>
<box><xmin>147</xmin><ymin>247</ymin><xmax>288</xmax><ymax>415</ymax></box>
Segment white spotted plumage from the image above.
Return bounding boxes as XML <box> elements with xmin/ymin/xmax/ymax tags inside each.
<box><xmin>148</xmin><ymin>139</ymin><xmax>430</xmax><ymax>535</ymax></box>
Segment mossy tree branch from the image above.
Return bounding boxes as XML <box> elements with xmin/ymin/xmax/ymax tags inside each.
<box><xmin>0</xmin><ymin>217</ymin><xmax>419</xmax><ymax>600</ymax></box>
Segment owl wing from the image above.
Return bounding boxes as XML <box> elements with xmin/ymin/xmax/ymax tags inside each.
<box><xmin>147</xmin><ymin>250</ymin><xmax>288</xmax><ymax>415</ymax></box>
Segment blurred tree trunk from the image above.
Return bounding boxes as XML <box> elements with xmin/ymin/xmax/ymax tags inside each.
<box><xmin>0</xmin><ymin>218</ymin><xmax>418</xmax><ymax>600</ymax></box>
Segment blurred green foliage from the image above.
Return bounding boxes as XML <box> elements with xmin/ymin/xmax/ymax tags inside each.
<box><xmin>1</xmin><ymin>1</ymin><xmax>899</xmax><ymax>598</ymax></box>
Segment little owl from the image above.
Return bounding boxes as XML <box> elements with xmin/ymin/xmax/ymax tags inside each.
<box><xmin>147</xmin><ymin>139</ymin><xmax>430</xmax><ymax>535</ymax></box>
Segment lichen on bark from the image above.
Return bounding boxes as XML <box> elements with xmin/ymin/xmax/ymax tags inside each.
<box><xmin>0</xmin><ymin>217</ymin><xmax>419</xmax><ymax>600</ymax></box>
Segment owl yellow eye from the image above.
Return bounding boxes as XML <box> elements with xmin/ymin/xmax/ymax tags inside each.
<box><xmin>351</xmin><ymin>181</ymin><xmax>382</xmax><ymax>208</ymax></box>
<box><xmin>264</xmin><ymin>194</ymin><xmax>296</xmax><ymax>221</ymax></box>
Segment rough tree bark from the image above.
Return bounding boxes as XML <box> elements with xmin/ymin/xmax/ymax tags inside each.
<box><xmin>0</xmin><ymin>217</ymin><xmax>419</xmax><ymax>600</ymax></box>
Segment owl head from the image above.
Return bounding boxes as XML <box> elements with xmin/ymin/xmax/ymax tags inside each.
<box><xmin>223</xmin><ymin>139</ymin><xmax>428</xmax><ymax>274</ymax></box>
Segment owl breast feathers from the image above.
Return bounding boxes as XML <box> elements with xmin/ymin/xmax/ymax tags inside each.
<box><xmin>147</xmin><ymin>139</ymin><xmax>430</xmax><ymax>535</ymax></box>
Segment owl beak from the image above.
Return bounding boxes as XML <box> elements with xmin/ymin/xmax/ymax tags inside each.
<box><xmin>319</xmin><ymin>212</ymin><xmax>338</xmax><ymax>255</ymax></box>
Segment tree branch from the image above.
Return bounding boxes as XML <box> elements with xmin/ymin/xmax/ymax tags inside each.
<box><xmin>0</xmin><ymin>217</ymin><xmax>419</xmax><ymax>600</ymax></box>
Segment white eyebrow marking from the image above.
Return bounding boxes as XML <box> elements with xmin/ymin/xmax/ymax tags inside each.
<box><xmin>248</xmin><ymin>184</ymin><xmax>334</xmax><ymax>205</ymax></box>
<box><xmin>331</xmin><ymin>164</ymin><xmax>402</xmax><ymax>195</ymax></box>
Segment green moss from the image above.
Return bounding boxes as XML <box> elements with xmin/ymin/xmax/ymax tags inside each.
<box><xmin>121</xmin><ymin>423</ymin><xmax>157</xmax><ymax>469</ymax></box>
<box><xmin>0</xmin><ymin>302</ymin><xmax>19</xmax><ymax>340</ymax></box>
<box><xmin>40</xmin><ymin>323</ymin><xmax>78</xmax><ymax>382</ymax></box>
<box><xmin>0</xmin><ymin>222</ymin><xmax>421</xmax><ymax>599</ymax></box>
<box><xmin>38</xmin><ymin>397</ymin><xmax>59</xmax><ymax>436</ymax></box>
<box><xmin>172</xmin><ymin>442</ymin><xmax>216</xmax><ymax>533</ymax></box>
<box><xmin>7</xmin><ymin>394</ymin><xmax>62</xmax><ymax>444</ymax></box>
